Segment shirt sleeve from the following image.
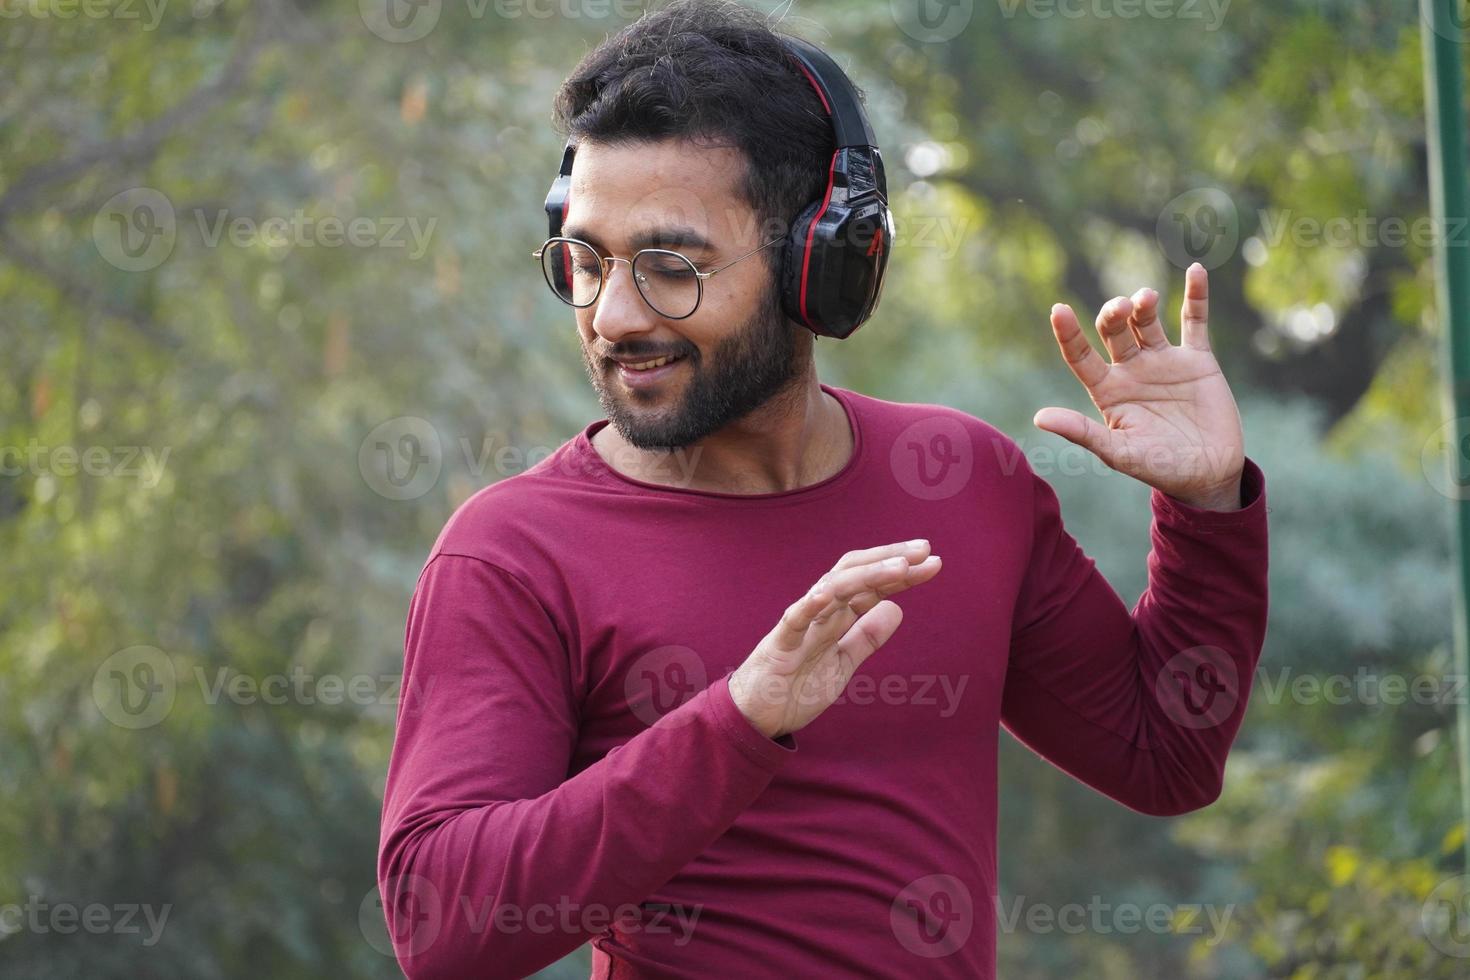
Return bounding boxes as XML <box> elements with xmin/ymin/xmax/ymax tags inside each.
<box><xmin>377</xmin><ymin>553</ymin><xmax>795</xmax><ymax>980</ymax></box>
<box><xmin>999</xmin><ymin>456</ymin><xmax>1269</xmax><ymax>817</ymax></box>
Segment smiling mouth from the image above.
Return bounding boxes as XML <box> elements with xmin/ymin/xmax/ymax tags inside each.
<box><xmin>613</xmin><ymin>353</ymin><xmax>686</xmax><ymax>372</ymax></box>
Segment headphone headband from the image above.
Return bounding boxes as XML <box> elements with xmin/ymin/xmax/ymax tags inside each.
<box><xmin>781</xmin><ymin>37</ymin><xmax>878</xmax><ymax>151</ymax></box>
<box><xmin>544</xmin><ymin>34</ymin><xmax>891</xmax><ymax>339</ymax></box>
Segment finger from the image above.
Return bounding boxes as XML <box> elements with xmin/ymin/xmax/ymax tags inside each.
<box><xmin>1095</xmin><ymin>296</ymin><xmax>1140</xmax><ymax>363</ymax></box>
<box><xmin>833</xmin><ymin>600</ymin><xmax>904</xmax><ymax>676</ymax></box>
<box><xmin>1032</xmin><ymin>407</ymin><xmax>1117</xmax><ymax>465</ymax></box>
<box><xmin>803</xmin><ymin>558</ymin><xmax>907</xmax><ymax>643</ymax></box>
<box><xmin>1127</xmin><ymin>287</ymin><xmax>1170</xmax><ymax>350</ymax></box>
<box><xmin>845</xmin><ymin>555</ymin><xmax>943</xmax><ymax>617</ymax></box>
<box><xmin>830</xmin><ymin>539</ymin><xmax>930</xmax><ymax>573</ymax></box>
<box><xmin>772</xmin><ymin>586</ymin><xmax>838</xmax><ymax>653</ymax></box>
<box><xmin>823</xmin><ymin>555</ymin><xmax>927</xmax><ymax>608</ymax></box>
<box><xmin>1048</xmin><ymin>303</ymin><xmax>1109</xmax><ymax>390</ymax></box>
<box><xmin>810</xmin><ymin>554</ymin><xmax>940</xmax><ymax>639</ymax></box>
<box><xmin>1180</xmin><ymin>263</ymin><xmax>1210</xmax><ymax>351</ymax></box>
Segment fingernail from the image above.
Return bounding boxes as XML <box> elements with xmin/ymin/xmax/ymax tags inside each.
<box><xmin>906</xmin><ymin>538</ymin><xmax>929</xmax><ymax>549</ymax></box>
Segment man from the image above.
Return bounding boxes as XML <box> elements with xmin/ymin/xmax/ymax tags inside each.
<box><xmin>377</xmin><ymin>2</ymin><xmax>1268</xmax><ymax>977</ymax></box>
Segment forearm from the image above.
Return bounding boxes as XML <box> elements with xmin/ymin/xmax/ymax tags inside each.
<box><xmin>1002</xmin><ymin>459</ymin><xmax>1269</xmax><ymax>815</ymax></box>
<box><xmin>379</xmin><ymin>675</ymin><xmax>789</xmax><ymax>979</ymax></box>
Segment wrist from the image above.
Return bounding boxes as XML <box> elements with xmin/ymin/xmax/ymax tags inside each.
<box><xmin>1172</xmin><ymin>474</ymin><xmax>1243</xmax><ymax>512</ymax></box>
<box><xmin>727</xmin><ymin>668</ymin><xmax>781</xmax><ymax>740</ymax></box>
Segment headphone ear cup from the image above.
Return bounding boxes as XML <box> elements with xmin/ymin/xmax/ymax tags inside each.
<box><xmin>780</xmin><ymin>201</ymin><xmax>826</xmax><ymax>335</ymax></box>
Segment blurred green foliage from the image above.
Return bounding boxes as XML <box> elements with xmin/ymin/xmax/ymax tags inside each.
<box><xmin>1</xmin><ymin>0</ymin><xmax>1466</xmax><ymax>976</ymax></box>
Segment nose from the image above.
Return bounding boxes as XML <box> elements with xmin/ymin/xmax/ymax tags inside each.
<box><xmin>589</xmin><ymin>258</ymin><xmax>659</xmax><ymax>345</ymax></box>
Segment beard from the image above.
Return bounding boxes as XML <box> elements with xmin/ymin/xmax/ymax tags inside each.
<box><xmin>581</xmin><ymin>282</ymin><xmax>806</xmax><ymax>452</ymax></box>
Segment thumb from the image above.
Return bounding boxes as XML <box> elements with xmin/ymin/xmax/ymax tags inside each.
<box><xmin>1033</xmin><ymin>407</ymin><xmax>1114</xmax><ymax>462</ymax></box>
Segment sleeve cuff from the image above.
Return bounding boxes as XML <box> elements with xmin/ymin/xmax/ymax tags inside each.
<box><xmin>1150</xmin><ymin>456</ymin><xmax>1267</xmax><ymax>531</ymax></box>
<box><xmin>706</xmin><ymin>674</ymin><xmax>798</xmax><ymax>769</ymax></box>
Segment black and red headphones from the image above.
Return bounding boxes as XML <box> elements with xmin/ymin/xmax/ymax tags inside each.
<box><xmin>543</xmin><ymin>35</ymin><xmax>893</xmax><ymax>340</ymax></box>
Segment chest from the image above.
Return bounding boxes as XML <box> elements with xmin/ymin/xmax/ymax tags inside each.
<box><xmin>561</xmin><ymin>508</ymin><xmax>1025</xmax><ymax>772</ymax></box>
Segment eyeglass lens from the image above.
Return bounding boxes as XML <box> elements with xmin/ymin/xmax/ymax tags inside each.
<box><xmin>540</xmin><ymin>240</ymin><xmax>702</xmax><ymax>319</ymax></box>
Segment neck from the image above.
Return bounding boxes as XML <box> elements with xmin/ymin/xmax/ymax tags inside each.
<box><xmin>592</xmin><ymin>370</ymin><xmax>854</xmax><ymax>494</ymax></box>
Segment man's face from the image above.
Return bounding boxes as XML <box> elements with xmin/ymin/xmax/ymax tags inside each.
<box><xmin>561</xmin><ymin>139</ymin><xmax>804</xmax><ymax>451</ymax></box>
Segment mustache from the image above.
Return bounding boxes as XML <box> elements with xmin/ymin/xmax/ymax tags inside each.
<box><xmin>597</xmin><ymin>344</ymin><xmax>696</xmax><ymax>363</ymax></box>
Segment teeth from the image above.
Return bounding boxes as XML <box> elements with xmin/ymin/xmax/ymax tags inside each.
<box><xmin>626</xmin><ymin>355</ymin><xmax>677</xmax><ymax>371</ymax></box>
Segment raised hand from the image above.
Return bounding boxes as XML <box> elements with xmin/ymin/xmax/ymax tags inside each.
<box><xmin>728</xmin><ymin>540</ymin><xmax>942</xmax><ymax>739</ymax></box>
<box><xmin>1034</xmin><ymin>262</ymin><xmax>1245</xmax><ymax>511</ymax></box>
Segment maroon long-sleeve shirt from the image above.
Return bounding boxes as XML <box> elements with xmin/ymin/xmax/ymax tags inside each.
<box><xmin>377</xmin><ymin>383</ymin><xmax>1269</xmax><ymax>979</ymax></box>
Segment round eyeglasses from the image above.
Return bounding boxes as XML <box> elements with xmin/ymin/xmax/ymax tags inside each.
<box><xmin>533</xmin><ymin>235</ymin><xmax>783</xmax><ymax>321</ymax></box>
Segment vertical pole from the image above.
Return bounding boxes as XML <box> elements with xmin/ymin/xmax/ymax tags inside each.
<box><xmin>1420</xmin><ymin>0</ymin><xmax>1470</xmax><ymax>875</ymax></box>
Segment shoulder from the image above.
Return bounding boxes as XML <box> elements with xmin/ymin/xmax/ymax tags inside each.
<box><xmin>837</xmin><ymin>386</ymin><xmax>1033</xmax><ymax>488</ymax></box>
<box><xmin>424</xmin><ymin>435</ymin><xmax>593</xmax><ymax>572</ymax></box>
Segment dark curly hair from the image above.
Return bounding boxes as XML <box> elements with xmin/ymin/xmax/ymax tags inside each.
<box><xmin>552</xmin><ymin>0</ymin><xmax>840</xmax><ymax>254</ymax></box>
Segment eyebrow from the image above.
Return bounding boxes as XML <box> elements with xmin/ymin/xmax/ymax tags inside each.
<box><xmin>561</xmin><ymin>224</ymin><xmax>714</xmax><ymax>253</ymax></box>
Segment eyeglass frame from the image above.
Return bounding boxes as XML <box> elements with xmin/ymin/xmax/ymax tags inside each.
<box><xmin>532</xmin><ymin>234</ymin><xmax>785</xmax><ymax>321</ymax></box>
